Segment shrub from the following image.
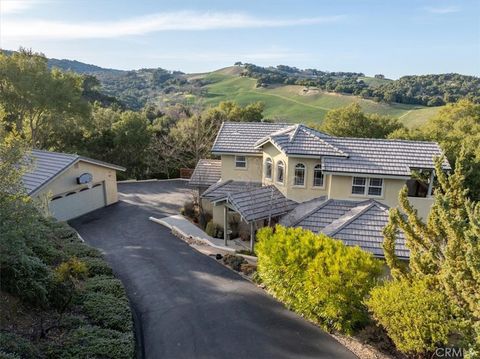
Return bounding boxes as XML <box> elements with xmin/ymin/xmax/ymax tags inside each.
<box><xmin>205</xmin><ymin>220</ymin><xmax>216</xmax><ymax>237</ymax></box>
<box><xmin>256</xmin><ymin>225</ymin><xmax>382</xmax><ymax>334</ymax></box>
<box><xmin>0</xmin><ymin>332</ymin><xmax>40</xmax><ymax>359</ymax></box>
<box><xmin>222</xmin><ymin>254</ymin><xmax>247</xmax><ymax>271</ymax></box>
<box><xmin>81</xmin><ymin>292</ymin><xmax>132</xmax><ymax>332</ymax></box>
<box><xmin>366</xmin><ymin>277</ymin><xmax>456</xmax><ymax>355</ymax></box>
<box><xmin>240</xmin><ymin>263</ymin><xmax>257</xmax><ymax>276</ymax></box>
<box><xmin>52</xmin><ymin>325</ymin><xmax>134</xmax><ymax>359</ymax></box>
<box><xmin>82</xmin><ymin>257</ymin><xmax>113</xmax><ymax>277</ymax></box>
<box><xmin>182</xmin><ymin>200</ymin><xmax>196</xmax><ymax>220</ymax></box>
<box><xmin>62</xmin><ymin>241</ymin><xmax>102</xmax><ymax>258</ymax></box>
<box><xmin>84</xmin><ymin>276</ymin><xmax>126</xmax><ymax>298</ymax></box>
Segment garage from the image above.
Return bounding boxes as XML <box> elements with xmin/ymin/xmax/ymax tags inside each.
<box><xmin>22</xmin><ymin>149</ymin><xmax>125</xmax><ymax>221</ymax></box>
<box><xmin>49</xmin><ymin>182</ymin><xmax>106</xmax><ymax>221</ymax></box>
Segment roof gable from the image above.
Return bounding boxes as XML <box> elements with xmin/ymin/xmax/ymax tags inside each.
<box><xmin>22</xmin><ymin>149</ymin><xmax>125</xmax><ymax>196</ymax></box>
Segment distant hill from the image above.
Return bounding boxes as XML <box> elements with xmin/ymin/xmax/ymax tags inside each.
<box><xmin>5</xmin><ymin>49</ymin><xmax>479</xmax><ymax>126</ymax></box>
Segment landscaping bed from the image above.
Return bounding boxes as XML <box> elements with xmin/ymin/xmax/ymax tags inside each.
<box><xmin>0</xmin><ymin>218</ymin><xmax>135</xmax><ymax>359</ymax></box>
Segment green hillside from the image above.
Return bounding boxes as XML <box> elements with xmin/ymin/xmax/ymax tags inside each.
<box><xmin>194</xmin><ymin>68</ymin><xmax>441</xmax><ymax>127</ymax></box>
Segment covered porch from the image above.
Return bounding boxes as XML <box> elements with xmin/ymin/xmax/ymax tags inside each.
<box><xmin>209</xmin><ymin>184</ymin><xmax>298</xmax><ymax>252</ymax></box>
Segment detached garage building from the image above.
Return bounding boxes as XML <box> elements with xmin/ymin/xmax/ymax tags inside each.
<box><xmin>22</xmin><ymin>149</ymin><xmax>125</xmax><ymax>221</ymax></box>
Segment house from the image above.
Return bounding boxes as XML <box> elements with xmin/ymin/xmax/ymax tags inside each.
<box><xmin>189</xmin><ymin>122</ymin><xmax>450</xmax><ymax>258</ymax></box>
<box><xmin>22</xmin><ymin>149</ymin><xmax>125</xmax><ymax>221</ymax></box>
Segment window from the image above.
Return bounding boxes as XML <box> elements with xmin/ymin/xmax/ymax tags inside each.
<box><xmin>294</xmin><ymin>163</ymin><xmax>305</xmax><ymax>186</ymax></box>
<box><xmin>352</xmin><ymin>177</ymin><xmax>367</xmax><ymax>195</ymax></box>
<box><xmin>277</xmin><ymin>161</ymin><xmax>285</xmax><ymax>184</ymax></box>
<box><xmin>351</xmin><ymin>177</ymin><xmax>383</xmax><ymax>196</ymax></box>
<box><xmin>265</xmin><ymin>158</ymin><xmax>272</xmax><ymax>179</ymax></box>
<box><xmin>235</xmin><ymin>155</ymin><xmax>246</xmax><ymax>168</ymax></box>
<box><xmin>313</xmin><ymin>164</ymin><xmax>324</xmax><ymax>187</ymax></box>
<box><xmin>368</xmin><ymin>178</ymin><xmax>383</xmax><ymax>196</ymax></box>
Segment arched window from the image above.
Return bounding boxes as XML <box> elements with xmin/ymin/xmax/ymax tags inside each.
<box><xmin>294</xmin><ymin>163</ymin><xmax>305</xmax><ymax>186</ymax></box>
<box><xmin>276</xmin><ymin>161</ymin><xmax>285</xmax><ymax>184</ymax></box>
<box><xmin>313</xmin><ymin>164</ymin><xmax>324</xmax><ymax>187</ymax></box>
<box><xmin>265</xmin><ymin>158</ymin><xmax>273</xmax><ymax>179</ymax></box>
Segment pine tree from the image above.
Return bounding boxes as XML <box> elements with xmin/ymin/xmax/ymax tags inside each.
<box><xmin>382</xmin><ymin>149</ymin><xmax>480</xmax><ymax>354</ymax></box>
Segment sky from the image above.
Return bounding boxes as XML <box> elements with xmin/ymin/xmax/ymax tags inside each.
<box><xmin>0</xmin><ymin>0</ymin><xmax>479</xmax><ymax>78</ymax></box>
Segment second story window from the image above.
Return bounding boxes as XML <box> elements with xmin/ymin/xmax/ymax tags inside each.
<box><xmin>235</xmin><ymin>155</ymin><xmax>246</xmax><ymax>168</ymax></box>
<box><xmin>352</xmin><ymin>177</ymin><xmax>384</xmax><ymax>196</ymax></box>
<box><xmin>352</xmin><ymin>177</ymin><xmax>367</xmax><ymax>195</ymax></box>
<box><xmin>294</xmin><ymin>163</ymin><xmax>305</xmax><ymax>186</ymax></box>
<box><xmin>277</xmin><ymin>161</ymin><xmax>285</xmax><ymax>184</ymax></box>
<box><xmin>368</xmin><ymin>178</ymin><xmax>383</xmax><ymax>196</ymax></box>
<box><xmin>265</xmin><ymin>158</ymin><xmax>272</xmax><ymax>179</ymax></box>
<box><xmin>313</xmin><ymin>164</ymin><xmax>324</xmax><ymax>187</ymax></box>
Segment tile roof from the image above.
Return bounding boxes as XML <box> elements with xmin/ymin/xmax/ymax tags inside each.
<box><xmin>324</xmin><ymin>137</ymin><xmax>450</xmax><ymax>176</ymax></box>
<box><xmin>22</xmin><ymin>150</ymin><xmax>78</xmax><ymax>195</ymax></box>
<box><xmin>227</xmin><ymin>185</ymin><xmax>298</xmax><ymax>222</ymax></box>
<box><xmin>212</xmin><ymin>122</ymin><xmax>449</xmax><ymax>177</ymax></box>
<box><xmin>211</xmin><ymin>122</ymin><xmax>289</xmax><ymax>154</ymax></box>
<box><xmin>188</xmin><ymin>159</ymin><xmax>221</xmax><ymax>187</ymax></box>
<box><xmin>201</xmin><ymin>180</ymin><xmax>262</xmax><ymax>202</ymax></box>
<box><xmin>292</xmin><ymin>199</ymin><xmax>409</xmax><ymax>258</ymax></box>
<box><xmin>255</xmin><ymin>124</ymin><xmax>346</xmax><ymax>157</ymax></box>
<box><xmin>22</xmin><ymin>149</ymin><xmax>125</xmax><ymax>196</ymax></box>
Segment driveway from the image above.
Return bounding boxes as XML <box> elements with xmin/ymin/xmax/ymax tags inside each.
<box><xmin>70</xmin><ymin>180</ymin><xmax>356</xmax><ymax>359</ymax></box>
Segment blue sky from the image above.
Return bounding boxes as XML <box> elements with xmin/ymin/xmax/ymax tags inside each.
<box><xmin>1</xmin><ymin>0</ymin><xmax>479</xmax><ymax>78</ymax></box>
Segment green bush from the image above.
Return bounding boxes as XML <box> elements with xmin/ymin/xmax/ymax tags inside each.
<box><xmin>84</xmin><ymin>275</ymin><xmax>126</xmax><ymax>298</ymax></box>
<box><xmin>0</xmin><ymin>332</ymin><xmax>40</xmax><ymax>359</ymax></box>
<box><xmin>52</xmin><ymin>325</ymin><xmax>134</xmax><ymax>359</ymax></box>
<box><xmin>82</xmin><ymin>292</ymin><xmax>132</xmax><ymax>332</ymax></box>
<box><xmin>366</xmin><ymin>277</ymin><xmax>456</xmax><ymax>355</ymax></box>
<box><xmin>62</xmin><ymin>241</ymin><xmax>102</xmax><ymax>258</ymax></box>
<box><xmin>205</xmin><ymin>220</ymin><xmax>216</xmax><ymax>237</ymax></box>
<box><xmin>256</xmin><ymin>225</ymin><xmax>382</xmax><ymax>334</ymax></box>
<box><xmin>82</xmin><ymin>257</ymin><xmax>113</xmax><ymax>277</ymax></box>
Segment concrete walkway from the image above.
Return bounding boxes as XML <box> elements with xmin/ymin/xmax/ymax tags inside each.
<box><xmin>150</xmin><ymin>214</ymin><xmax>249</xmax><ymax>253</ymax></box>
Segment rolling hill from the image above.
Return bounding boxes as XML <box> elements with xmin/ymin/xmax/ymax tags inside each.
<box><xmin>21</xmin><ymin>52</ymin><xmax>445</xmax><ymax>127</ymax></box>
<box><xmin>184</xmin><ymin>67</ymin><xmax>441</xmax><ymax>128</ymax></box>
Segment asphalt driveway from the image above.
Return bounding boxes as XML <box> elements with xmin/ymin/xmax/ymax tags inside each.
<box><xmin>70</xmin><ymin>180</ymin><xmax>356</xmax><ymax>359</ymax></box>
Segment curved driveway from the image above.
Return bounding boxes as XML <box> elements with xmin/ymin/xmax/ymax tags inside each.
<box><xmin>70</xmin><ymin>180</ymin><xmax>356</xmax><ymax>359</ymax></box>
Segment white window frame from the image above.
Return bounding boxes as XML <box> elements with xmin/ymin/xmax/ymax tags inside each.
<box><xmin>264</xmin><ymin>157</ymin><xmax>273</xmax><ymax>179</ymax></box>
<box><xmin>351</xmin><ymin>177</ymin><xmax>384</xmax><ymax>197</ymax></box>
<box><xmin>276</xmin><ymin>160</ymin><xmax>285</xmax><ymax>185</ymax></box>
<box><xmin>293</xmin><ymin>163</ymin><xmax>306</xmax><ymax>187</ymax></box>
<box><xmin>234</xmin><ymin>155</ymin><xmax>247</xmax><ymax>169</ymax></box>
<box><xmin>367</xmin><ymin>178</ymin><xmax>383</xmax><ymax>196</ymax></box>
<box><xmin>313</xmin><ymin>164</ymin><xmax>325</xmax><ymax>188</ymax></box>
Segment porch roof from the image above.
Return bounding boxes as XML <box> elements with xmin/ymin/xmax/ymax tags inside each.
<box><xmin>292</xmin><ymin>198</ymin><xmax>409</xmax><ymax>259</ymax></box>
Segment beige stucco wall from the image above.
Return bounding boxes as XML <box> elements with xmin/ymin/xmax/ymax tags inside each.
<box><xmin>327</xmin><ymin>174</ymin><xmax>406</xmax><ymax>208</ymax></box>
<box><xmin>212</xmin><ymin>204</ymin><xmax>225</xmax><ymax>226</ymax></box>
<box><xmin>220</xmin><ymin>155</ymin><xmax>262</xmax><ymax>182</ymax></box>
<box><xmin>262</xmin><ymin>143</ymin><xmax>329</xmax><ymax>202</ymax></box>
<box><xmin>35</xmin><ymin>160</ymin><xmax>119</xmax><ymax>205</ymax></box>
<box><xmin>407</xmin><ymin>196</ymin><xmax>434</xmax><ymax>220</ymax></box>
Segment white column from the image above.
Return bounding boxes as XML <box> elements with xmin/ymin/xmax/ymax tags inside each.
<box><xmin>427</xmin><ymin>170</ymin><xmax>435</xmax><ymax>197</ymax></box>
<box><xmin>250</xmin><ymin>222</ymin><xmax>255</xmax><ymax>252</ymax></box>
<box><xmin>223</xmin><ymin>205</ymin><xmax>228</xmax><ymax>246</ymax></box>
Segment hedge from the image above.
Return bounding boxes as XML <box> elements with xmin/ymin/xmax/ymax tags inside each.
<box><xmin>366</xmin><ymin>277</ymin><xmax>455</xmax><ymax>354</ymax></box>
<box><xmin>51</xmin><ymin>325</ymin><xmax>134</xmax><ymax>359</ymax></box>
<box><xmin>84</xmin><ymin>275</ymin><xmax>127</xmax><ymax>298</ymax></box>
<box><xmin>256</xmin><ymin>225</ymin><xmax>383</xmax><ymax>334</ymax></box>
<box><xmin>82</xmin><ymin>292</ymin><xmax>133</xmax><ymax>332</ymax></box>
<box><xmin>0</xmin><ymin>332</ymin><xmax>40</xmax><ymax>359</ymax></box>
<box><xmin>82</xmin><ymin>257</ymin><xmax>114</xmax><ymax>277</ymax></box>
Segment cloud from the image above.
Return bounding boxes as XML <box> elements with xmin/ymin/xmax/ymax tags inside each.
<box><xmin>424</xmin><ymin>6</ymin><xmax>460</xmax><ymax>14</ymax></box>
<box><xmin>0</xmin><ymin>0</ymin><xmax>44</xmax><ymax>14</ymax></box>
<box><xmin>1</xmin><ymin>11</ymin><xmax>346</xmax><ymax>40</ymax></box>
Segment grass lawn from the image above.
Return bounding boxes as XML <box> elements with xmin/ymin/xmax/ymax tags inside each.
<box><xmin>196</xmin><ymin>70</ymin><xmax>441</xmax><ymax>127</ymax></box>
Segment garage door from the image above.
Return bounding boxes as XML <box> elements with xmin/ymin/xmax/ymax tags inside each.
<box><xmin>49</xmin><ymin>183</ymin><xmax>106</xmax><ymax>221</ymax></box>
